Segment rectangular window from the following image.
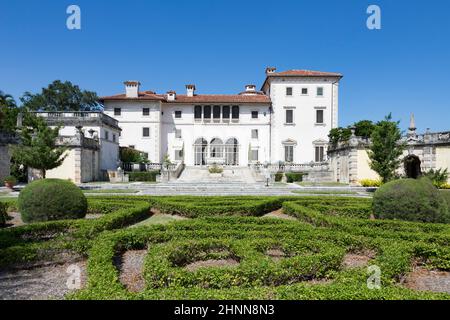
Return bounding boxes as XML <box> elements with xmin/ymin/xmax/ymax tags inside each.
<box><xmin>316</xmin><ymin>109</ymin><xmax>324</xmax><ymax>124</ymax></box>
<box><xmin>285</xmin><ymin>109</ymin><xmax>294</xmax><ymax>124</ymax></box>
<box><xmin>251</xmin><ymin>129</ymin><xmax>259</xmax><ymax>139</ymax></box>
<box><xmin>142</xmin><ymin>127</ymin><xmax>150</xmax><ymax>137</ymax></box>
<box><xmin>222</xmin><ymin>106</ymin><xmax>230</xmax><ymax>119</ymax></box>
<box><xmin>204</xmin><ymin>105</ymin><xmax>211</xmax><ymax>119</ymax></box>
<box><xmin>112</xmin><ymin>134</ymin><xmax>116</xmax><ymax>143</ymax></box>
<box><xmin>105</xmin><ymin>131</ymin><xmax>109</xmax><ymax>140</ymax></box>
<box><xmin>232</xmin><ymin>106</ymin><xmax>240</xmax><ymax>119</ymax></box>
<box><xmin>251</xmin><ymin>150</ymin><xmax>259</xmax><ymax>161</ymax></box>
<box><xmin>315</xmin><ymin>146</ymin><xmax>325</xmax><ymax>162</ymax></box>
<box><xmin>143</xmin><ymin>108</ymin><xmax>150</xmax><ymax>116</ymax></box>
<box><xmin>317</xmin><ymin>87</ymin><xmax>324</xmax><ymax>96</ymax></box>
<box><xmin>285</xmin><ymin>146</ymin><xmax>294</xmax><ymax>163</ymax></box>
<box><xmin>175</xmin><ymin>149</ymin><xmax>183</xmax><ymax>161</ymax></box>
<box><xmin>251</xmin><ymin>111</ymin><xmax>259</xmax><ymax>119</ymax></box>
<box><xmin>302</xmin><ymin>88</ymin><xmax>308</xmax><ymax>95</ymax></box>
<box><xmin>213</xmin><ymin>106</ymin><xmax>221</xmax><ymax>119</ymax></box>
<box><xmin>175</xmin><ymin>111</ymin><xmax>182</xmax><ymax>119</ymax></box>
<box><xmin>286</xmin><ymin>87</ymin><xmax>293</xmax><ymax>96</ymax></box>
<box><xmin>175</xmin><ymin>129</ymin><xmax>182</xmax><ymax>139</ymax></box>
<box><xmin>194</xmin><ymin>106</ymin><xmax>202</xmax><ymax>119</ymax></box>
<box><xmin>114</xmin><ymin>108</ymin><xmax>121</xmax><ymax>116</ymax></box>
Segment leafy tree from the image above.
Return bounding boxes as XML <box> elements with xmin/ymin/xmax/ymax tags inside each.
<box><xmin>120</xmin><ymin>147</ymin><xmax>148</xmax><ymax>163</ymax></box>
<box><xmin>328</xmin><ymin>127</ymin><xmax>352</xmax><ymax>146</ymax></box>
<box><xmin>353</xmin><ymin>120</ymin><xmax>375</xmax><ymax>138</ymax></box>
<box><xmin>0</xmin><ymin>90</ymin><xmax>19</xmax><ymax>133</ymax></box>
<box><xmin>20</xmin><ymin>80</ymin><xmax>101</xmax><ymax>112</ymax></box>
<box><xmin>368</xmin><ymin>114</ymin><xmax>405</xmax><ymax>183</ymax></box>
<box><xmin>12</xmin><ymin>114</ymin><xmax>67</xmax><ymax>179</ymax></box>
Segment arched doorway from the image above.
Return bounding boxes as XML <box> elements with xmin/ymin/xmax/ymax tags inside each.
<box><xmin>194</xmin><ymin>138</ymin><xmax>208</xmax><ymax>166</ymax></box>
<box><xmin>225</xmin><ymin>138</ymin><xmax>239</xmax><ymax>166</ymax></box>
<box><xmin>404</xmin><ymin>154</ymin><xmax>421</xmax><ymax>179</ymax></box>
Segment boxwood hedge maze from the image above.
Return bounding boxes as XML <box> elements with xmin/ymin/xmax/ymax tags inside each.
<box><xmin>1</xmin><ymin>195</ymin><xmax>450</xmax><ymax>300</ymax></box>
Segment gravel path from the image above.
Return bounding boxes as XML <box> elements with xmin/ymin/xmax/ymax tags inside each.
<box><xmin>115</xmin><ymin>250</ymin><xmax>147</xmax><ymax>293</ymax></box>
<box><xmin>185</xmin><ymin>259</ymin><xmax>240</xmax><ymax>272</ymax></box>
<box><xmin>342</xmin><ymin>250</ymin><xmax>376</xmax><ymax>269</ymax></box>
<box><xmin>263</xmin><ymin>209</ymin><xmax>297</xmax><ymax>221</ymax></box>
<box><xmin>403</xmin><ymin>267</ymin><xmax>450</xmax><ymax>294</ymax></box>
<box><xmin>0</xmin><ymin>260</ymin><xmax>87</xmax><ymax>300</ymax></box>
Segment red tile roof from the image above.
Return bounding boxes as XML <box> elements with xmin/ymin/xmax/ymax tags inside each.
<box><xmin>270</xmin><ymin>69</ymin><xmax>342</xmax><ymax>77</ymax></box>
<box><xmin>100</xmin><ymin>93</ymin><xmax>270</xmax><ymax>104</ymax></box>
<box><xmin>99</xmin><ymin>92</ymin><xmax>165</xmax><ymax>102</ymax></box>
<box><xmin>167</xmin><ymin>94</ymin><xmax>270</xmax><ymax>104</ymax></box>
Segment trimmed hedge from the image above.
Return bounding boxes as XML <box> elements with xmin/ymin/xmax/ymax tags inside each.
<box><xmin>285</xmin><ymin>172</ymin><xmax>304</xmax><ymax>183</ymax></box>
<box><xmin>71</xmin><ymin>206</ymin><xmax>450</xmax><ymax>300</ymax></box>
<box><xmin>18</xmin><ymin>179</ymin><xmax>88</xmax><ymax>223</ymax></box>
<box><xmin>128</xmin><ymin>171</ymin><xmax>159</xmax><ymax>182</ymax></box>
<box><xmin>373</xmin><ymin>178</ymin><xmax>449</xmax><ymax>223</ymax></box>
<box><xmin>0</xmin><ymin>198</ymin><xmax>151</xmax><ymax>267</ymax></box>
<box><xmin>2</xmin><ymin>195</ymin><xmax>450</xmax><ymax>300</ymax></box>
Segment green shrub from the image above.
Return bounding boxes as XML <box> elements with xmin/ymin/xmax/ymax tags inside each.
<box><xmin>0</xmin><ymin>203</ymin><xmax>7</xmax><ymax>228</ymax></box>
<box><xmin>3</xmin><ymin>175</ymin><xmax>17</xmax><ymax>185</ymax></box>
<box><xmin>359</xmin><ymin>179</ymin><xmax>382</xmax><ymax>187</ymax></box>
<box><xmin>18</xmin><ymin>179</ymin><xmax>88</xmax><ymax>223</ymax></box>
<box><xmin>423</xmin><ymin>168</ymin><xmax>449</xmax><ymax>189</ymax></box>
<box><xmin>208</xmin><ymin>164</ymin><xmax>223</xmax><ymax>174</ymax></box>
<box><xmin>128</xmin><ymin>171</ymin><xmax>159</xmax><ymax>182</ymax></box>
<box><xmin>274</xmin><ymin>172</ymin><xmax>283</xmax><ymax>182</ymax></box>
<box><xmin>373</xmin><ymin>178</ymin><xmax>449</xmax><ymax>223</ymax></box>
<box><xmin>285</xmin><ymin>172</ymin><xmax>304</xmax><ymax>183</ymax></box>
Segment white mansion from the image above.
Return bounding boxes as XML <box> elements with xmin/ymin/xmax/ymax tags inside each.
<box><xmin>101</xmin><ymin>68</ymin><xmax>342</xmax><ymax>167</ymax></box>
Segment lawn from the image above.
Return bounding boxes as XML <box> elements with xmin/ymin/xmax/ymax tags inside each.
<box><xmin>1</xmin><ymin>195</ymin><xmax>450</xmax><ymax>300</ymax></box>
<box><xmin>291</xmin><ymin>190</ymin><xmax>360</xmax><ymax>195</ymax></box>
<box><xmin>82</xmin><ymin>189</ymin><xmax>139</xmax><ymax>194</ymax></box>
<box><xmin>296</xmin><ymin>182</ymin><xmax>350</xmax><ymax>187</ymax></box>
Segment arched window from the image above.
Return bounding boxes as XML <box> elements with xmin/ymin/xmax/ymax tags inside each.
<box><xmin>225</xmin><ymin>138</ymin><xmax>239</xmax><ymax>166</ymax></box>
<box><xmin>194</xmin><ymin>138</ymin><xmax>208</xmax><ymax>166</ymax></box>
<box><xmin>210</xmin><ymin>138</ymin><xmax>224</xmax><ymax>158</ymax></box>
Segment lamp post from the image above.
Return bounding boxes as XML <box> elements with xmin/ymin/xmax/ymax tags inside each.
<box><xmin>264</xmin><ymin>162</ymin><xmax>270</xmax><ymax>187</ymax></box>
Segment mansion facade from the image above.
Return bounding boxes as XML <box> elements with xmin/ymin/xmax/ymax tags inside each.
<box><xmin>101</xmin><ymin>68</ymin><xmax>342</xmax><ymax>167</ymax></box>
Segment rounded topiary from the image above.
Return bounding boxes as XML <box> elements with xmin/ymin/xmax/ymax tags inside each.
<box><xmin>373</xmin><ymin>178</ymin><xmax>449</xmax><ymax>223</ymax></box>
<box><xmin>19</xmin><ymin>179</ymin><xmax>87</xmax><ymax>223</ymax></box>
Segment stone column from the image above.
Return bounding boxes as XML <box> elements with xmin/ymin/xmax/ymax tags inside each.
<box><xmin>348</xmin><ymin>127</ymin><xmax>359</xmax><ymax>185</ymax></box>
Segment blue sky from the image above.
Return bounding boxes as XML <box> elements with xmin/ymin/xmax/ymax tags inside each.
<box><xmin>1</xmin><ymin>0</ymin><xmax>449</xmax><ymax>132</ymax></box>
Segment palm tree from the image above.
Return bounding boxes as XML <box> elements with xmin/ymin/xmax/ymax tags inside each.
<box><xmin>0</xmin><ymin>91</ymin><xmax>17</xmax><ymax>108</ymax></box>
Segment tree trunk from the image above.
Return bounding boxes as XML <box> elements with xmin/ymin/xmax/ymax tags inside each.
<box><xmin>42</xmin><ymin>169</ymin><xmax>46</xmax><ymax>179</ymax></box>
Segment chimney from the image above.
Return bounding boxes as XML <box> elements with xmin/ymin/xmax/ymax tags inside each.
<box><xmin>245</xmin><ymin>84</ymin><xmax>256</xmax><ymax>92</ymax></box>
<box><xmin>186</xmin><ymin>84</ymin><xmax>196</xmax><ymax>97</ymax></box>
<box><xmin>167</xmin><ymin>91</ymin><xmax>176</xmax><ymax>101</ymax></box>
<box><xmin>265</xmin><ymin>67</ymin><xmax>276</xmax><ymax>75</ymax></box>
<box><xmin>124</xmin><ymin>81</ymin><xmax>140</xmax><ymax>98</ymax></box>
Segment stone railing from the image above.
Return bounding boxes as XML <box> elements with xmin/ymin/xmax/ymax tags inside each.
<box><xmin>414</xmin><ymin>131</ymin><xmax>450</xmax><ymax>144</ymax></box>
<box><xmin>122</xmin><ymin>162</ymin><xmax>163</xmax><ymax>172</ymax></box>
<box><xmin>161</xmin><ymin>162</ymin><xmax>185</xmax><ymax>181</ymax></box>
<box><xmin>251</xmin><ymin>162</ymin><xmax>330</xmax><ymax>174</ymax></box>
<box><xmin>35</xmin><ymin>111</ymin><xmax>120</xmax><ymax>129</ymax></box>
<box><xmin>55</xmin><ymin>135</ymin><xmax>99</xmax><ymax>150</ymax></box>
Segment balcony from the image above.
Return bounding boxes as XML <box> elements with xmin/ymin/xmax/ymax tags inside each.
<box><xmin>35</xmin><ymin>111</ymin><xmax>120</xmax><ymax>129</ymax></box>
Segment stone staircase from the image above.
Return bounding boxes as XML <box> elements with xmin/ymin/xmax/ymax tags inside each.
<box><xmin>133</xmin><ymin>167</ymin><xmax>300</xmax><ymax>196</ymax></box>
